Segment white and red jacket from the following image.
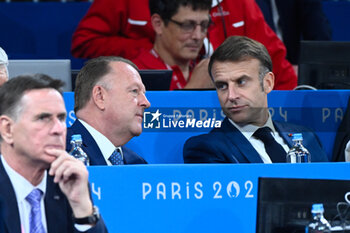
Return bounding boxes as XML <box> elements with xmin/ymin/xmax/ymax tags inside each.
<box><xmin>72</xmin><ymin>0</ymin><xmax>297</xmax><ymax>90</ymax></box>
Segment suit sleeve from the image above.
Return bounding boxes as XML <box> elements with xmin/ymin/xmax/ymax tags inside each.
<box><xmin>71</xmin><ymin>0</ymin><xmax>153</xmax><ymax>60</ymax></box>
<box><xmin>82</xmin><ymin>217</ymin><xmax>108</xmax><ymax>233</ymax></box>
<box><xmin>183</xmin><ymin>135</ymin><xmax>239</xmax><ymax>163</ymax></box>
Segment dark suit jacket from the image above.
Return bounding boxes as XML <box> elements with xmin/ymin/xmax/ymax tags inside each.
<box><xmin>67</xmin><ymin>120</ymin><xmax>147</xmax><ymax>165</ymax></box>
<box><xmin>256</xmin><ymin>0</ymin><xmax>332</xmax><ymax>64</ymax></box>
<box><xmin>0</xmin><ymin>159</ymin><xmax>108</xmax><ymax>233</ymax></box>
<box><xmin>183</xmin><ymin>118</ymin><xmax>329</xmax><ymax>163</ymax></box>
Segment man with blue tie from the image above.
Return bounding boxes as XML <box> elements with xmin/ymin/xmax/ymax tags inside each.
<box><xmin>67</xmin><ymin>56</ymin><xmax>150</xmax><ymax>165</ymax></box>
<box><xmin>183</xmin><ymin>36</ymin><xmax>329</xmax><ymax>164</ymax></box>
<box><xmin>0</xmin><ymin>75</ymin><xmax>107</xmax><ymax>233</ymax></box>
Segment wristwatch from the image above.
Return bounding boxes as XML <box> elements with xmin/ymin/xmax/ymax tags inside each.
<box><xmin>74</xmin><ymin>205</ymin><xmax>100</xmax><ymax>225</ymax></box>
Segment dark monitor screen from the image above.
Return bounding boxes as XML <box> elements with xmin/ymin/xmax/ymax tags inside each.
<box><xmin>71</xmin><ymin>69</ymin><xmax>173</xmax><ymax>92</ymax></box>
<box><xmin>139</xmin><ymin>70</ymin><xmax>172</xmax><ymax>91</ymax></box>
<box><xmin>298</xmin><ymin>41</ymin><xmax>350</xmax><ymax>89</ymax></box>
<box><xmin>256</xmin><ymin>177</ymin><xmax>350</xmax><ymax>233</ymax></box>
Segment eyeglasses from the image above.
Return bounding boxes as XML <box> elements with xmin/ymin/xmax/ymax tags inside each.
<box><xmin>168</xmin><ymin>18</ymin><xmax>212</xmax><ymax>34</ymax></box>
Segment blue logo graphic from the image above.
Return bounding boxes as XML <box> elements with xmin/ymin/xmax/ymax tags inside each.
<box><xmin>144</xmin><ymin>109</ymin><xmax>162</xmax><ymax>129</ymax></box>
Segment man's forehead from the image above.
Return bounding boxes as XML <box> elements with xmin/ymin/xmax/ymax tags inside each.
<box><xmin>174</xmin><ymin>5</ymin><xmax>210</xmax><ymax>18</ymax></box>
<box><xmin>21</xmin><ymin>89</ymin><xmax>64</xmax><ymax>109</ymax></box>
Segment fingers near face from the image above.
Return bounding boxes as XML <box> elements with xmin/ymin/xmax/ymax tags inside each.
<box><xmin>48</xmin><ymin>149</ymin><xmax>88</xmax><ymax>183</ymax></box>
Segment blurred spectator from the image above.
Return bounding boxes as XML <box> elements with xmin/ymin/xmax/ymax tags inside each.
<box><xmin>0</xmin><ymin>47</ymin><xmax>8</xmax><ymax>86</ymax></box>
<box><xmin>71</xmin><ymin>0</ymin><xmax>155</xmax><ymax>60</ymax></box>
<box><xmin>255</xmin><ymin>0</ymin><xmax>332</xmax><ymax>65</ymax></box>
<box><xmin>71</xmin><ymin>0</ymin><xmax>297</xmax><ymax>90</ymax></box>
<box><xmin>132</xmin><ymin>0</ymin><xmax>214</xmax><ymax>90</ymax></box>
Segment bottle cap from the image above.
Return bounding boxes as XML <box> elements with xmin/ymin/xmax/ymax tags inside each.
<box><xmin>292</xmin><ymin>133</ymin><xmax>303</xmax><ymax>141</ymax></box>
<box><xmin>311</xmin><ymin>203</ymin><xmax>324</xmax><ymax>214</ymax></box>
<box><xmin>71</xmin><ymin>134</ymin><xmax>82</xmax><ymax>142</ymax></box>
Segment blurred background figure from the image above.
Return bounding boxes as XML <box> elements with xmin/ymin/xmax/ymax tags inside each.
<box><xmin>255</xmin><ymin>0</ymin><xmax>332</xmax><ymax>65</ymax></box>
<box><xmin>71</xmin><ymin>0</ymin><xmax>297</xmax><ymax>90</ymax></box>
<box><xmin>132</xmin><ymin>0</ymin><xmax>214</xmax><ymax>90</ymax></box>
<box><xmin>0</xmin><ymin>47</ymin><xmax>8</xmax><ymax>86</ymax></box>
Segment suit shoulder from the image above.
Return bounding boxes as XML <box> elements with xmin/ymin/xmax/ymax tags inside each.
<box><xmin>121</xmin><ymin>146</ymin><xmax>148</xmax><ymax>164</ymax></box>
<box><xmin>274</xmin><ymin>120</ymin><xmax>314</xmax><ymax>132</ymax></box>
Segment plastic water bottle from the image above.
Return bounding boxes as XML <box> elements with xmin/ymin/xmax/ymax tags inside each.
<box><xmin>69</xmin><ymin>134</ymin><xmax>90</xmax><ymax>166</ymax></box>
<box><xmin>286</xmin><ymin>133</ymin><xmax>311</xmax><ymax>163</ymax></box>
<box><xmin>306</xmin><ymin>203</ymin><xmax>331</xmax><ymax>233</ymax></box>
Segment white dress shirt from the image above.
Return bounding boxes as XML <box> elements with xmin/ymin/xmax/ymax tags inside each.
<box><xmin>345</xmin><ymin>140</ymin><xmax>350</xmax><ymax>162</ymax></box>
<box><xmin>1</xmin><ymin>155</ymin><xmax>92</xmax><ymax>232</ymax></box>
<box><xmin>79</xmin><ymin>119</ymin><xmax>123</xmax><ymax>165</ymax></box>
<box><xmin>228</xmin><ymin>115</ymin><xmax>290</xmax><ymax>163</ymax></box>
<box><xmin>1</xmin><ymin>156</ymin><xmax>48</xmax><ymax>233</ymax></box>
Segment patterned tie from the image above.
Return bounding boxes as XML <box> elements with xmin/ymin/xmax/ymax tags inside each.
<box><xmin>253</xmin><ymin>127</ymin><xmax>286</xmax><ymax>163</ymax></box>
<box><xmin>26</xmin><ymin>189</ymin><xmax>45</xmax><ymax>233</ymax></box>
<box><xmin>109</xmin><ymin>148</ymin><xmax>124</xmax><ymax>165</ymax></box>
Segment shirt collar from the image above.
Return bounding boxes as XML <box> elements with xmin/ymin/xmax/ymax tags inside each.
<box><xmin>1</xmin><ymin>156</ymin><xmax>47</xmax><ymax>202</ymax></box>
<box><xmin>228</xmin><ymin>113</ymin><xmax>277</xmax><ymax>140</ymax></box>
<box><xmin>78</xmin><ymin>119</ymin><xmax>123</xmax><ymax>161</ymax></box>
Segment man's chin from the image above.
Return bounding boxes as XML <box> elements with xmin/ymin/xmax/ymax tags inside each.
<box><xmin>132</xmin><ymin>127</ymin><xmax>143</xmax><ymax>137</ymax></box>
<box><xmin>227</xmin><ymin>113</ymin><xmax>249</xmax><ymax>125</ymax></box>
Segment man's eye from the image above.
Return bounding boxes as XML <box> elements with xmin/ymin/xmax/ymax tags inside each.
<box><xmin>216</xmin><ymin>83</ymin><xmax>227</xmax><ymax>90</ymax></box>
<box><xmin>58</xmin><ymin>115</ymin><xmax>67</xmax><ymax>122</ymax></box>
<box><xmin>38</xmin><ymin>115</ymin><xmax>50</xmax><ymax>121</ymax></box>
<box><xmin>237</xmin><ymin>78</ymin><xmax>247</xmax><ymax>86</ymax></box>
<box><xmin>131</xmin><ymin>89</ymin><xmax>139</xmax><ymax>95</ymax></box>
<box><xmin>182</xmin><ymin>22</ymin><xmax>195</xmax><ymax>31</ymax></box>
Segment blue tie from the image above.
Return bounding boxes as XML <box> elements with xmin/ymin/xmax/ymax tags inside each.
<box><xmin>26</xmin><ymin>189</ymin><xmax>45</xmax><ymax>233</ymax></box>
<box><xmin>109</xmin><ymin>148</ymin><xmax>124</xmax><ymax>165</ymax></box>
<box><xmin>253</xmin><ymin>127</ymin><xmax>286</xmax><ymax>163</ymax></box>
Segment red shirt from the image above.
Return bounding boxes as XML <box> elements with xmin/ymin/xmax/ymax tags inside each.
<box><xmin>71</xmin><ymin>0</ymin><xmax>154</xmax><ymax>60</ymax></box>
<box><xmin>72</xmin><ymin>0</ymin><xmax>297</xmax><ymax>90</ymax></box>
<box><xmin>133</xmin><ymin>49</ymin><xmax>189</xmax><ymax>90</ymax></box>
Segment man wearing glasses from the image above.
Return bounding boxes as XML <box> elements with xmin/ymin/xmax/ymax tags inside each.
<box><xmin>132</xmin><ymin>0</ymin><xmax>214</xmax><ymax>90</ymax></box>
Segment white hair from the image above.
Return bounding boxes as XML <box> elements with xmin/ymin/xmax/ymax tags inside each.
<box><xmin>0</xmin><ymin>47</ymin><xmax>9</xmax><ymax>77</ymax></box>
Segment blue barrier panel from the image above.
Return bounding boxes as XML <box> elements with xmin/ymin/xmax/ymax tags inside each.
<box><xmin>88</xmin><ymin>163</ymin><xmax>350</xmax><ymax>233</ymax></box>
<box><xmin>323</xmin><ymin>1</ymin><xmax>350</xmax><ymax>41</ymax></box>
<box><xmin>64</xmin><ymin>90</ymin><xmax>350</xmax><ymax>163</ymax></box>
<box><xmin>0</xmin><ymin>2</ymin><xmax>90</xmax><ymax>69</ymax></box>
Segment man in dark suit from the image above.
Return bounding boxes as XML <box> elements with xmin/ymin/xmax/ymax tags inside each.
<box><xmin>0</xmin><ymin>75</ymin><xmax>107</xmax><ymax>233</ymax></box>
<box><xmin>183</xmin><ymin>36</ymin><xmax>328</xmax><ymax>164</ymax></box>
<box><xmin>255</xmin><ymin>0</ymin><xmax>332</xmax><ymax>65</ymax></box>
<box><xmin>67</xmin><ymin>56</ymin><xmax>150</xmax><ymax>165</ymax></box>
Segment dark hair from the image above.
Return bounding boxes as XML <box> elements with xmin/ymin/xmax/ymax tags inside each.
<box><xmin>149</xmin><ymin>0</ymin><xmax>212</xmax><ymax>24</ymax></box>
<box><xmin>0</xmin><ymin>74</ymin><xmax>64</xmax><ymax>119</ymax></box>
<box><xmin>74</xmin><ymin>56</ymin><xmax>138</xmax><ymax>113</ymax></box>
<box><xmin>208</xmin><ymin>36</ymin><xmax>273</xmax><ymax>84</ymax></box>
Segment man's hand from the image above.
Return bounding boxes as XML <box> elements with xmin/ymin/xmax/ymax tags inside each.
<box><xmin>47</xmin><ymin>148</ymin><xmax>93</xmax><ymax>218</ymax></box>
<box><xmin>184</xmin><ymin>58</ymin><xmax>215</xmax><ymax>89</ymax></box>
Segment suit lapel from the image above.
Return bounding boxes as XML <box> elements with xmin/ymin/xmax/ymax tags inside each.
<box><xmin>45</xmin><ymin>175</ymin><xmax>73</xmax><ymax>233</ymax></box>
<box><xmin>274</xmin><ymin>121</ymin><xmax>294</xmax><ymax>147</ymax></box>
<box><xmin>220</xmin><ymin>118</ymin><xmax>264</xmax><ymax>163</ymax></box>
<box><xmin>0</xmin><ymin>159</ymin><xmax>22</xmax><ymax>233</ymax></box>
<box><xmin>69</xmin><ymin>120</ymin><xmax>107</xmax><ymax>165</ymax></box>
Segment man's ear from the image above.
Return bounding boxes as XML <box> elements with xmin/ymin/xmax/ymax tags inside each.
<box><xmin>263</xmin><ymin>72</ymin><xmax>275</xmax><ymax>94</ymax></box>
<box><xmin>92</xmin><ymin>85</ymin><xmax>107</xmax><ymax>111</ymax></box>
<box><xmin>151</xmin><ymin>14</ymin><xmax>164</xmax><ymax>35</ymax></box>
<box><xmin>0</xmin><ymin>115</ymin><xmax>14</xmax><ymax>144</ymax></box>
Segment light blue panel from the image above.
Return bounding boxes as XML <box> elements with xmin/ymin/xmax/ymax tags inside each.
<box><xmin>64</xmin><ymin>90</ymin><xmax>350</xmax><ymax>163</ymax></box>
